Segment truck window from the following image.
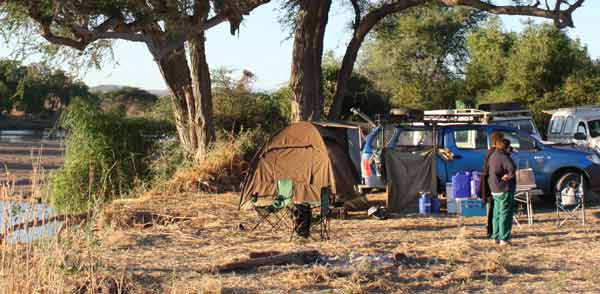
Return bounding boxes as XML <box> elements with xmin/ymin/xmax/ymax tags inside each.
<box><xmin>577</xmin><ymin>122</ymin><xmax>588</xmax><ymax>137</ymax></box>
<box><xmin>369</xmin><ymin>126</ymin><xmax>396</xmax><ymax>150</ymax></box>
<box><xmin>563</xmin><ymin>117</ymin><xmax>575</xmax><ymax>134</ymax></box>
<box><xmin>589</xmin><ymin>120</ymin><xmax>600</xmax><ymax>138</ymax></box>
<box><xmin>454</xmin><ymin>129</ymin><xmax>487</xmax><ymax>150</ymax></box>
<box><xmin>550</xmin><ymin>117</ymin><xmax>565</xmax><ymax>134</ymax></box>
<box><xmin>498</xmin><ymin>131</ymin><xmax>535</xmax><ymax>151</ymax></box>
<box><xmin>394</xmin><ymin>129</ymin><xmax>434</xmax><ymax>149</ymax></box>
<box><xmin>518</xmin><ymin>120</ymin><xmax>538</xmax><ymax>135</ymax></box>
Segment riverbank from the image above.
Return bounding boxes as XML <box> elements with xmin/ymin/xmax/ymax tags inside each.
<box><xmin>0</xmin><ymin>130</ymin><xmax>63</xmax><ymax>199</ymax></box>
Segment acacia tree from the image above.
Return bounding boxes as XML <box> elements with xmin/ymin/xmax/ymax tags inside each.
<box><xmin>286</xmin><ymin>0</ymin><xmax>332</xmax><ymax>121</ymax></box>
<box><xmin>0</xmin><ymin>0</ymin><xmax>269</xmax><ymax>161</ymax></box>
<box><xmin>320</xmin><ymin>0</ymin><xmax>586</xmax><ymax>120</ymax></box>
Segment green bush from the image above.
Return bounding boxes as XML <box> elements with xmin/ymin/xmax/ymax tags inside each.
<box><xmin>212</xmin><ymin>68</ymin><xmax>289</xmax><ymax>134</ymax></box>
<box><xmin>48</xmin><ymin>97</ymin><xmax>165</xmax><ymax>212</ymax></box>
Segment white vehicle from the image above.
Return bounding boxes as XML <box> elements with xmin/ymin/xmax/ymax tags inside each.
<box><xmin>545</xmin><ymin>106</ymin><xmax>600</xmax><ymax>152</ymax></box>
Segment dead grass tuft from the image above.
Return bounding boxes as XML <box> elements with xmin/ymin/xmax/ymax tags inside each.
<box><xmin>162</xmin><ymin>132</ymin><xmax>258</xmax><ymax>194</ymax></box>
<box><xmin>198</xmin><ymin>276</ymin><xmax>223</xmax><ymax>294</ymax></box>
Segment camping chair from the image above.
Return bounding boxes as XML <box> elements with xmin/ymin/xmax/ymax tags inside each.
<box><xmin>290</xmin><ymin>186</ymin><xmax>332</xmax><ymax>241</ymax></box>
<box><xmin>250</xmin><ymin>179</ymin><xmax>294</xmax><ymax>232</ymax></box>
<box><xmin>312</xmin><ymin>186</ymin><xmax>332</xmax><ymax>240</ymax></box>
<box><xmin>555</xmin><ymin>176</ymin><xmax>586</xmax><ymax>228</ymax></box>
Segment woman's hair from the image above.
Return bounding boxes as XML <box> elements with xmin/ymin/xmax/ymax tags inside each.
<box><xmin>491</xmin><ymin>132</ymin><xmax>505</xmax><ymax>148</ymax></box>
<box><xmin>502</xmin><ymin>139</ymin><xmax>513</xmax><ymax>152</ymax></box>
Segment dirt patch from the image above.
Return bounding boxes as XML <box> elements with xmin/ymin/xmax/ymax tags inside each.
<box><xmin>85</xmin><ymin>192</ymin><xmax>600</xmax><ymax>293</ymax></box>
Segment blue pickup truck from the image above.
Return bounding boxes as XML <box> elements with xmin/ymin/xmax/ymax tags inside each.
<box><xmin>361</xmin><ymin>124</ymin><xmax>600</xmax><ymax>197</ymax></box>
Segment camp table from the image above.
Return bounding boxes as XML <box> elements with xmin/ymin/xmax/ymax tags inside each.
<box><xmin>514</xmin><ymin>186</ymin><xmax>543</xmax><ymax>226</ymax></box>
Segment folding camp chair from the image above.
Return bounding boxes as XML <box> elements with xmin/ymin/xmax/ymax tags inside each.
<box><xmin>556</xmin><ymin>176</ymin><xmax>586</xmax><ymax>228</ymax></box>
<box><xmin>312</xmin><ymin>186</ymin><xmax>332</xmax><ymax>240</ymax></box>
<box><xmin>250</xmin><ymin>179</ymin><xmax>294</xmax><ymax>232</ymax></box>
<box><xmin>290</xmin><ymin>186</ymin><xmax>332</xmax><ymax>241</ymax></box>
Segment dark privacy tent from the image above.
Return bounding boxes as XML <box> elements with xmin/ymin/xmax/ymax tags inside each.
<box><xmin>239</xmin><ymin>121</ymin><xmax>361</xmax><ymax>207</ymax></box>
<box><xmin>383</xmin><ymin>148</ymin><xmax>437</xmax><ymax>213</ymax></box>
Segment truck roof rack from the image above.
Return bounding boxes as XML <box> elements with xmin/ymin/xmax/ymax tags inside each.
<box><xmin>422</xmin><ymin>108</ymin><xmax>534</xmax><ymax>124</ymax></box>
<box><xmin>423</xmin><ymin>109</ymin><xmax>490</xmax><ymax>123</ymax></box>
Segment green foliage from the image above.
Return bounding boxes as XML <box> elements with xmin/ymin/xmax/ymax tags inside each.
<box><xmin>147</xmin><ymin>138</ymin><xmax>187</xmax><ymax>186</ymax></box>
<box><xmin>151</xmin><ymin>95</ymin><xmax>175</xmax><ymax>123</ymax></box>
<box><xmin>361</xmin><ymin>3</ymin><xmax>484</xmax><ymax>109</ymax></box>
<box><xmin>465</xmin><ymin>21</ymin><xmax>599</xmax><ymax>134</ymax></box>
<box><xmin>99</xmin><ymin>86</ymin><xmax>159</xmax><ymax>115</ymax></box>
<box><xmin>101</xmin><ymin>86</ymin><xmax>158</xmax><ymax>104</ymax></box>
<box><xmin>322</xmin><ymin>57</ymin><xmax>390</xmax><ymax>120</ymax></box>
<box><xmin>212</xmin><ymin>68</ymin><xmax>289</xmax><ymax>133</ymax></box>
<box><xmin>49</xmin><ymin>98</ymin><xmax>161</xmax><ymax>212</ymax></box>
<box><xmin>504</xmin><ymin>24</ymin><xmax>592</xmax><ymax>105</ymax></box>
<box><xmin>465</xmin><ymin>17</ymin><xmax>516</xmax><ymax>97</ymax></box>
<box><xmin>0</xmin><ymin>59</ymin><xmax>96</xmax><ymax>115</ymax></box>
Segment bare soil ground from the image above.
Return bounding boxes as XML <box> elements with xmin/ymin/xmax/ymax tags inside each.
<box><xmin>92</xmin><ymin>192</ymin><xmax>600</xmax><ymax>293</ymax></box>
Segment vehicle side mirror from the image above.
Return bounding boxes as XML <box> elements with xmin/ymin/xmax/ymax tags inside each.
<box><xmin>574</xmin><ymin>132</ymin><xmax>587</xmax><ymax>140</ymax></box>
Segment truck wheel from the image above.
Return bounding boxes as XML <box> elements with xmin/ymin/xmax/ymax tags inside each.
<box><xmin>554</xmin><ymin>171</ymin><xmax>588</xmax><ymax>199</ymax></box>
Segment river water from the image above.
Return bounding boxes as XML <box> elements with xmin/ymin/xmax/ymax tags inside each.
<box><xmin>0</xmin><ymin>129</ymin><xmax>64</xmax><ymax>243</ymax></box>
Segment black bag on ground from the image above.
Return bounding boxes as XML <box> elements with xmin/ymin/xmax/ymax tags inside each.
<box><xmin>293</xmin><ymin>204</ymin><xmax>311</xmax><ymax>237</ymax></box>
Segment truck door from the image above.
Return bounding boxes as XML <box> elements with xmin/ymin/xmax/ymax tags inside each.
<box><xmin>496</xmin><ymin>130</ymin><xmax>545</xmax><ymax>188</ymax></box>
<box><xmin>444</xmin><ymin>127</ymin><xmax>489</xmax><ymax>182</ymax></box>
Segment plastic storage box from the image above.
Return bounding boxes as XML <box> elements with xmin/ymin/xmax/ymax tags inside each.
<box><xmin>456</xmin><ymin>198</ymin><xmax>486</xmax><ymax>217</ymax></box>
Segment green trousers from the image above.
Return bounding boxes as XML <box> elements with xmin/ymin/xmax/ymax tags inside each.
<box><xmin>491</xmin><ymin>192</ymin><xmax>514</xmax><ymax>241</ymax></box>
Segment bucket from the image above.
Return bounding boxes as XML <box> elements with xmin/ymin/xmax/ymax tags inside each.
<box><xmin>561</xmin><ymin>187</ymin><xmax>578</xmax><ymax>206</ymax></box>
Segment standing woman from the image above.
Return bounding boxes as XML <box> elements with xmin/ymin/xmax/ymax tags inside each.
<box><xmin>481</xmin><ymin>132</ymin><xmax>504</xmax><ymax>238</ymax></box>
<box><xmin>487</xmin><ymin>134</ymin><xmax>517</xmax><ymax>245</ymax></box>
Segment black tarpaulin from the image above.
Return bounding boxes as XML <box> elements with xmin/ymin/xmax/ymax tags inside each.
<box><xmin>383</xmin><ymin>148</ymin><xmax>437</xmax><ymax>213</ymax></box>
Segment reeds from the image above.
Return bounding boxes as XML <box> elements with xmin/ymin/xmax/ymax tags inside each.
<box><xmin>0</xmin><ymin>141</ymin><xmax>132</xmax><ymax>293</ymax></box>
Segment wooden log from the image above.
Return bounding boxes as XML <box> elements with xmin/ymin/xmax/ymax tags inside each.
<box><xmin>248</xmin><ymin>251</ymin><xmax>282</xmax><ymax>259</ymax></box>
<box><xmin>217</xmin><ymin>250</ymin><xmax>321</xmax><ymax>273</ymax></box>
<box><xmin>0</xmin><ymin>211</ymin><xmax>89</xmax><ymax>242</ymax></box>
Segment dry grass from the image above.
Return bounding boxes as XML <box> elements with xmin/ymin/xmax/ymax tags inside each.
<box><xmin>3</xmin><ymin>137</ymin><xmax>600</xmax><ymax>293</ymax></box>
<box><xmin>91</xmin><ymin>192</ymin><xmax>600</xmax><ymax>293</ymax></box>
<box><xmin>3</xmin><ymin>185</ymin><xmax>600</xmax><ymax>293</ymax></box>
<box><xmin>162</xmin><ymin>132</ymin><xmax>257</xmax><ymax>195</ymax></box>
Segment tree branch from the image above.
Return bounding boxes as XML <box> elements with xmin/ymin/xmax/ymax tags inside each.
<box><xmin>437</xmin><ymin>0</ymin><xmax>586</xmax><ymax>28</ymax></box>
<box><xmin>350</xmin><ymin>0</ymin><xmax>362</xmax><ymax>30</ymax></box>
<box><xmin>205</xmin><ymin>0</ymin><xmax>271</xmax><ymax>33</ymax></box>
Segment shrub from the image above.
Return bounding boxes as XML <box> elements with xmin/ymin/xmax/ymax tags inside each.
<box><xmin>48</xmin><ymin>98</ymin><xmax>164</xmax><ymax>212</ymax></box>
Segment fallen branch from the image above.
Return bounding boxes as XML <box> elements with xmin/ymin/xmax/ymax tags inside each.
<box><xmin>216</xmin><ymin>250</ymin><xmax>321</xmax><ymax>273</ymax></box>
<box><xmin>0</xmin><ymin>211</ymin><xmax>90</xmax><ymax>242</ymax></box>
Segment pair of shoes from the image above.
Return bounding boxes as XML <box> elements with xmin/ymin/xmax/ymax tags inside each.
<box><xmin>499</xmin><ymin>240</ymin><xmax>512</xmax><ymax>246</ymax></box>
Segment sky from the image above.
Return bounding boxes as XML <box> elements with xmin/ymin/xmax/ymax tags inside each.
<box><xmin>0</xmin><ymin>1</ymin><xmax>598</xmax><ymax>92</ymax></box>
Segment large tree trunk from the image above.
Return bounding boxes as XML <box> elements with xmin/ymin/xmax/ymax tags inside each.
<box><xmin>327</xmin><ymin>0</ymin><xmax>423</xmax><ymax>121</ymax></box>
<box><xmin>149</xmin><ymin>45</ymin><xmax>213</xmax><ymax>162</ymax></box>
<box><xmin>289</xmin><ymin>0</ymin><xmax>332</xmax><ymax>122</ymax></box>
<box><xmin>189</xmin><ymin>30</ymin><xmax>215</xmax><ymax>160</ymax></box>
